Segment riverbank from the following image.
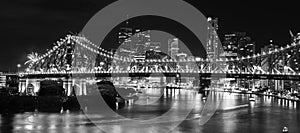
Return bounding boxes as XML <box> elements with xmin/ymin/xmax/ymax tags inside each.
<box><xmin>220</xmin><ymin>90</ymin><xmax>300</xmax><ymax>102</ymax></box>
<box><xmin>254</xmin><ymin>92</ymin><xmax>300</xmax><ymax>102</ymax></box>
<box><xmin>204</xmin><ymin>88</ymin><xmax>300</xmax><ymax>103</ymax></box>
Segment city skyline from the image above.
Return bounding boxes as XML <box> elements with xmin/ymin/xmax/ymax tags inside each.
<box><xmin>2</xmin><ymin>1</ymin><xmax>300</xmax><ymax>132</ymax></box>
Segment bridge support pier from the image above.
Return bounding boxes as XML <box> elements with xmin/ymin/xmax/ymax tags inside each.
<box><xmin>82</xmin><ymin>81</ymin><xmax>87</xmax><ymax>96</ymax></box>
<box><xmin>18</xmin><ymin>79</ymin><xmax>26</xmax><ymax>93</ymax></box>
<box><xmin>63</xmin><ymin>79</ymin><xmax>73</xmax><ymax>96</ymax></box>
<box><xmin>252</xmin><ymin>79</ymin><xmax>255</xmax><ymax>91</ymax></box>
<box><xmin>275</xmin><ymin>80</ymin><xmax>284</xmax><ymax>92</ymax></box>
<box><xmin>18</xmin><ymin>78</ymin><xmax>40</xmax><ymax>95</ymax></box>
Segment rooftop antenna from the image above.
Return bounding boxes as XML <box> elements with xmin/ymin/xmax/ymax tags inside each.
<box><xmin>289</xmin><ymin>30</ymin><xmax>294</xmax><ymax>38</ymax></box>
<box><xmin>126</xmin><ymin>14</ymin><xmax>129</xmax><ymax>25</ymax></box>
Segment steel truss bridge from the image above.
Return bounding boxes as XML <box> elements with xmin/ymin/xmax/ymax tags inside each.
<box><xmin>20</xmin><ymin>35</ymin><xmax>300</xmax><ymax>81</ymax></box>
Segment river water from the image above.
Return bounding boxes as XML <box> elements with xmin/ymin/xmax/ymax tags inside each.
<box><xmin>1</xmin><ymin>88</ymin><xmax>300</xmax><ymax>133</ymax></box>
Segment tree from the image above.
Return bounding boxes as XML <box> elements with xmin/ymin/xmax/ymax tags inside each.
<box><xmin>25</xmin><ymin>52</ymin><xmax>39</xmax><ymax>65</ymax></box>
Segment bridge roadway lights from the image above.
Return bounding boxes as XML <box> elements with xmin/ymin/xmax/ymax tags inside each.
<box><xmin>17</xmin><ymin>71</ymin><xmax>300</xmax><ymax>81</ymax></box>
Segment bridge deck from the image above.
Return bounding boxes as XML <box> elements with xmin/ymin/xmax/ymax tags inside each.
<box><xmin>16</xmin><ymin>72</ymin><xmax>300</xmax><ymax>80</ymax></box>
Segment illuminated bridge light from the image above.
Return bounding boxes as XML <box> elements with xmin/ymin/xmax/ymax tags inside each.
<box><xmin>22</xmin><ymin>35</ymin><xmax>300</xmax><ymax>79</ymax></box>
<box><xmin>280</xmin><ymin>72</ymin><xmax>284</xmax><ymax>75</ymax></box>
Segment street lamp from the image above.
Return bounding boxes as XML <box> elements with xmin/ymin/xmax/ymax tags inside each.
<box><xmin>17</xmin><ymin>64</ymin><xmax>21</xmax><ymax>73</ymax></box>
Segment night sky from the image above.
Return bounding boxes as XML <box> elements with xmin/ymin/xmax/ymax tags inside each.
<box><xmin>1</xmin><ymin>0</ymin><xmax>299</xmax><ymax>72</ymax></box>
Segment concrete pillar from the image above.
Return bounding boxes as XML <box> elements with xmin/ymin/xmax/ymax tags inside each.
<box><xmin>22</xmin><ymin>79</ymin><xmax>27</xmax><ymax>93</ymax></box>
<box><xmin>82</xmin><ymin>81</ymin><xmax>87</xmax><ymax>96</ymax></box>
<box><xmin>21</xmin><ymin>79</ymin><xmax>29</xmax><ymax>93</ymax></box>
<box><xmin>252</xmin><ymin>79</ymin><xmax>255</xmax><ymax>90</ymax></box>
<box><xmin>77</xmin><ymin>82</ymin><xmax>81</xmax><ymax>96</ymax></box>
<box><xmin>67</xmin><ymin>79</ymin><xmax>72</xmax><ymax>96</ymax></box>
<box><xmin>275</xmin><ymin>80</ymin><xmax>278</xmax><ymax>91</ymax></box>
<box><xmin>78</xmin><ymin>80</ymin><xmax>83</xmax><ymax>96</ymax></box>
<box><xmin>18</xmin><ymin>79</ymin><xmax>26</xmax><ymax>93</ymax></box>
<box><xmin>275</xmin><ymin>80</ymin><xmax>284</xmax><ymax>91</ymax></box>
<box><xmin>18</xmin><ymin>80</ymin><xmax>22</xmax><ymax>92</ymax></box>
<box><xmin>281</xmin><ymin>80</ymin><xmax>284</xmax><ymax>91</ymax></box>
<box><xmin>63</xmin><ymin>79</ymin><xmax>68</xmax><ymax>94</ymax></box>
<box><xmin>34</xmin><ymin>80</ymin><xmax>40</xmax><ymax>93</ymax></box>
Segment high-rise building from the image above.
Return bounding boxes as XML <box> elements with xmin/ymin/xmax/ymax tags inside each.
<box><xmin>260</xmin><ymin>40</ymin><xmax>284</xmax><ymax>90</ymax></box>
<box><xmin>222</xmin><ymin>32</ymin><xmax>255</xmax><ymax>59</ymax></box>
<box><xmin>260</xmin><ymin>40</ymin><xmax>281</xmax><ymax>71</ymax></box>
<box><xmin>168</xmin><ymin>38</ymin><xmax>179</xmax><ymax>59</ymax></box>
<box><xmin>238</xmin><ymin>37</ymin><xmax>255</xmax><ymax>57</ymax></box>
<box><xmin>0</xmin><ymin>75</ymin><xmax>5</xmax><ymax>87</ymax></box>
<box><xmin>221</xmin><ymin>32</ymin><xmax>255</xmax><ymax>88</ymax></box>
<box><xmin>222</xmin><ymin>33</ymin><xmax>239</xmax><ymax>58</ymax></box>
<box><xmin>207</xmin><ymin>17</ymin><xmax>221</xmax><ymax>60</ymax></box>
<box><xmin>238</xmin><ymin>36</ymin><xmax>255</xmax><ymax>66</ymax></box>
<box><xmin>118</xmin><ymin>27</ymin><xmax>151</xmax><ymax>57</ymax></box>
<box><xmin>119</xmin><ymin>27</ymin><xmax>133</xmax><ymax>46</ymax></box>
<box><xmin>260</xmin><ymin>40</ymin><xmax>279</xmax><ymax>76</ymax></box>
<box><xmin>118</xmin><ymin>27</ymin><xmax>135</xmax><ymax>57</ymax></box>
<box><xmin>133</xmin><ymin>30</ymin><xmax>151</xmax><ymax>56</ymax></box>
<box><xmin>145</xmin><ymin>42</ymin><xmax>161</xmax><ymax>52</ymax></box>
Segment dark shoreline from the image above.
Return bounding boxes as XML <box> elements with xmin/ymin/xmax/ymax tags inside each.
<box><xmin>0</xmin><ymin>95</ymin><xmax>126</xmax><ymax>114</ymax></box>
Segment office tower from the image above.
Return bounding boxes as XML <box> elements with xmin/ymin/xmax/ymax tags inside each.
<box><xmin>207</xmin><ymin>17</ymin><xmax>221</xmax><ymax>59</ymax></box>
<box><xmin>168</xmin><ymin>38</ymin><xmax>179</xmax><ymax>59</ymax></box>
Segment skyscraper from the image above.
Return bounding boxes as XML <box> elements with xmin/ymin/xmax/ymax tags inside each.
<box><xmin>260</xmin><ymin>40</ymin><xmax>283</xmax><ymax>90</ymax></box>
<box><xmin>132</xmin><ymin>29</ymin><xmax>151</xmax><ymax>56</ymax></box>
<box><xmin>118</xmin><ymin>28</ymin><xmax>151</xmax><ymax>57</ymax></box>
<box><xmin>222</xmin><ymin>32</ymin><xmax>254</xmax><ymax>60</ymax></box>
<box><xmin>168</xmin><ymin>38</ymin><xmax>179</xmax><ymax>59</ymax></box>
<box><xmin>222</xmin><ymin>33</ymin><xmax>239</xmax><ymax>58</ymax></box>
<box><xmin>145</xmin><ymin>42</ymin><xmax>161</xmax><ymax>52</ymax></box>
<box><xmin>260</xmin><ymin>40</ymin><xmax>280</xmax><ymax>71</ymax></box>
<box><xmin>221</xmin><ymin>32</ymin><xmax>255</xmax><ymax>88</ymax></box>
<box><xmin>207</xmin><ymin>17</ymin><xmax>221</xmax><ymax>60</ymax></box>
<box><xmin>119</xmin><ymin>27</ymin><xmax>133</xmax><ymax>46</ymax></box>
<box><xmin>238</xmin><ymin>36</ymin><xmax>255</xmax><ymax>57</ymax></box>
<box><xmin>118</xmin><ymin>27</ymin><xmax>135</xmax><ymax>57</ymax></box>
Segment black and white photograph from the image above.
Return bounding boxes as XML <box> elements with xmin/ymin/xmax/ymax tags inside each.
<box><xmin>0</xmin><ymin>0</ymin><xmax>300</xmax><ymax>133</ymax></box>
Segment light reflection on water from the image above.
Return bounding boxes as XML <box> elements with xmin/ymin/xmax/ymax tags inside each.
<box><xmin>1</xmin><ymin>88</ymin><xmax>300</xmax><ymax>133</ymax></box>
<box><xmin>7</xmin><ymin>113</ymin><xmax>101</xmax><ymax>133</ymax></box>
